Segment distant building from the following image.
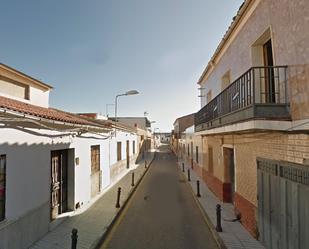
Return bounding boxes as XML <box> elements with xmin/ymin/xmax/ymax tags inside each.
<box><xmin>108</xmin><ymin>117</ymin><xmax>151</xmax><ymax>131</ymax></box>
<box><xmin>154</xmin><ymin>132</ymin><xmax>171</xmax><ymax>143</ymax></box>
<box><xmin>173</xmin><ymin>113</ymin><xmax>195</xmax><ymax>137</ymax></box>
<box><xmin>171</xmin><ymin>113</ymin><xmax>195</xmax><ymax>153</ymax></box>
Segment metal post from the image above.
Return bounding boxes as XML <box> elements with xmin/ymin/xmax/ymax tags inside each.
<box><xmin>191</xmin><ymin>158</ymin><xmax>193</xmax><ymax>169</ymax></box>
<box><xmin>187</xmin><ymin>169</ymin><xmax>191</xmax><ymax>182</ymax></box>
<box><xmin>196</xmin><ymin>180</ymin><xmax>201</xmax><ymax>197</ymax></box>
<box><xmin>145</xmin><ymin>160</ymin><xmax>147</xmax><ymax>168</ymax></box>
<box><xmin>116</xmin><ymin>187</ymin><xmax>121</xmax><ymax>208</ymax></box>
<box><xmin>216</xmin><ymin>204</ymin><xmax>223</xmax><ymax>232</ymax></box>
<box><xmin>131</xmin><ymin>172</ymin><xmax>135</xmax><ymax>187</ymax></box>
<box><xmin>71</xmin><ymin>228</ymin><xmax>78</xmax><ymax>249</ymax></box>
<box><xmin>182</xmin><ymin>163</ymin><xmax>185</xmax><ymax>172</ymax></box>
<box><xmin>114</xmin><ymin>95</ymin><xmax>119</xmax><ymax>137</ymax></box>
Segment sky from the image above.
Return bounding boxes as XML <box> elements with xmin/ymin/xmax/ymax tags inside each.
<box><xmin>0</xmin><ymin>0</ymin><xmax>243</xmax><ymax>132</ymax></box>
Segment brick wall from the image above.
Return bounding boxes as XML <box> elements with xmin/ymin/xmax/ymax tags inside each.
<box><xmin>234</xmin><ymin>192</ymin><xmax>258</xmax><ymax>238</ymax></box>
<box><xmin>199</xmin><ymin>131</ymin><xmax>309</xmax><ymax>237</ymax></box>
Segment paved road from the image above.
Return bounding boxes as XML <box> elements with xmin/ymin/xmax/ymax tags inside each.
<box><xmin>100</xmin><ymin>145</ymin><xmax>219</xmax><ymax>249</ymax></box>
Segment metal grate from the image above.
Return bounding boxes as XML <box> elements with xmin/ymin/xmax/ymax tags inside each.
<box><xmin>280</xmin><ymin>165</ymin><xmax>309</xmax><ymax>186</ymax></box>
<box><xmin>257</xmin><ymin>157</ymin><xmax>309</xmax><ymax>186</ymax></box>
<box><xmin>195</xmin><ymin>66</ymin><xmax>288</xmax><ymax>127</ymax></box>
<box><xmin>257</xmin><ymin>158</ymin><xmax>278</xmax><ymax>176</ymax></box>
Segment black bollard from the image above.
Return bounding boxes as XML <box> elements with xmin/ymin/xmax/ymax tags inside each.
<box><xmin>131</xmin><ymin>172</ymin><xmax>135</xmax><ymax>187</ymax></box>
<box><xmin>187</xmin><ymin>169</ymin><xmax>191</xmax><ymax>182</ymax></box>
<box><xmin>71</xmin><ymin>228</ymin><xmax>78</xmax><ymax>249</ymax></box>
<box><xmin>116</xmin><ymin>187</ymin><xmax>121</xmax><ymax>208</ymax></box>
<box><xmin>145</xmin><ymin>160</ymin><xmax>147</xmax><ymax>168</ymax></box>
<box><xmin>196</xmin><ymin>180</ymin><xmax>201</xmax><ymax>197</ymax></box>
<box><xmin>216</xmin><ymin>204</ymin><xmax>223</xmax><ymax>232</ymax></box>
<box><xmin>182</xmin><ymin>163</ymin><xmax>185</xmax><ymax>172</ymax></box>
<box><xmin>191</xmin><ymin>158</ymin><xmax>194</xmax><ymax>169</ymax></box>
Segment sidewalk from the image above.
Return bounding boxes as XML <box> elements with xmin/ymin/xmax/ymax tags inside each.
<box><xmin>178</xmin><ymin>159</ymin><xmax>265</xmax><ymax>249</ymax></box>
<box><xmin>30</xmin><ymin>150</ymin><xmax>156</xmax><ymax>249</ymax></box>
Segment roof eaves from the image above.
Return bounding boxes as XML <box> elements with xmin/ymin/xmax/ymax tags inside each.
<box><xmin>0</xmin><ymin>63</ymin><xmax>53</xmax><ymax>90</ymax></box>
<box><xmin>197</xmin><ymin>0</ymin><xmax>249</xmax><ymax>85</ymax></box>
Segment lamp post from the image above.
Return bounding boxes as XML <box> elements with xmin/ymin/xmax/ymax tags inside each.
<box><xmin>114</xmin><ymin>90</ymin><xmax>139</xmax><ymax>136</ymax></box>
<box><xmin>106</xmin><ymin>104</ymin><xmax>114</xmax><ymax>117</ymax></box>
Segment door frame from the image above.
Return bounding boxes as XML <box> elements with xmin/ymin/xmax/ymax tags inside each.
<box><xmin>126</xmin><ymin>140</ymin><xmax>130</xmax><ymax>168</ymax></box>
<box><xmin>263</xmin><ymin>39</ymin><xmax>276</xmax><ymax>103</ymax></box>
<box><xmin>50</xmin><ymin>149</ymin><xmax>69</xmax><ymax>220</ymax></box>
<box><xmin>222</xmin><ymin>145</ymin><xmax>236</xmax><ymax>203</ymax></box>
<box><xmin>49</xmin><ymin>148</ymin><xmax>76</xmax><ymax>221</ymax></box>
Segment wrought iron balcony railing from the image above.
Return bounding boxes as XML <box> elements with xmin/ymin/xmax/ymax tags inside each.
<box><xmin>195</xmin><ymin>66</ymin><xmax>290</xmax><ymax>132</ymax></box>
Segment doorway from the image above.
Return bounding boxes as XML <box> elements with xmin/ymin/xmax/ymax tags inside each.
<box><xmin>223</xmin><ymin>147</ymin><xmax>235</xmax><ymax>203</ymax></box>
<box><xmin>126</xmin><ymin>140</ymin><xmax>130</xmax><ymax>168</ymax></box>
<box><xmin>90</xmin><ymin>145</ymin><xmax>101</xmax><ymax>198</ymax></box>
<box><xmin>263</xmin><ymin>39</ymin><xmax>275</xmax><ymax>103</ymax></box>
<box><xmin>51</xmin><ymin>150</ymin><xmax>68</xmax><ymax>220</ymax></box>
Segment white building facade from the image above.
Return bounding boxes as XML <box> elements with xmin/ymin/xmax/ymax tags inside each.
<box><xmin>0</xmin><ymin>63</ymin><xmax>146</xmax><ymax>249</ymax></box>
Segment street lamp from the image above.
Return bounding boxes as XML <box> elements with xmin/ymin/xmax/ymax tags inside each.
<box><xmin>106</xmin><ymin>103</ymin><xmax>114</xmax><ymax>117</ymax></box>
<box><xmin>114</xmin><ymin>90</ymin><xmax>139</xmax><ymax>122</ymax></box>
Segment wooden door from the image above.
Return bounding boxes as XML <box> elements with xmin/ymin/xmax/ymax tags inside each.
<box><xmin>51</xmin><ymin>150</ymin><xmax>68</xmax><ymax>220</ymax></box>
<box><xmin>91</xmin><ymin>145</ymin><xmax>101</xmax><ymax>198</ymax></box>
<box><xmin>223</xmin><ymin>147</ymin><xmax>235</xmax><ymax>203</ymax></box>
<box><xmin>126</xmin><ymin>140</ymin><xmax>130</xmax><ymax>168</ymax></box>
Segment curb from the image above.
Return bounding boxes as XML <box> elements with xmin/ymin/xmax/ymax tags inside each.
<box><xmin>93</xmin><ymin>151</ymin><xmax>157</xmax><ymax>249</ymax></box>
<box><xmin>179</xmin><ymin>163</ymin><xmax>227</xmax><ymax>249</ymax></box>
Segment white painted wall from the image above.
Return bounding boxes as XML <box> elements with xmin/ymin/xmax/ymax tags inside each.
<box><xmin>0</xmin><ymin>126</ymin><xmax>139</xmax><ymax>249</ymax></box>
<box><xmin>182</xmin><ymin>126</ymin><xmax>203</xmax><ymax>165</ymax></box>
<box><xmin>0</xmin><ymin>81</ymin><xmax>50</xmax><ymax>108</ymax></box>
<box><xmin>29</xmin><ymin>86</ymin><xmax>50</xmax><ymax>107</ymax></box>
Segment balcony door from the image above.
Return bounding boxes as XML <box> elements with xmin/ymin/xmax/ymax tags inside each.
<box><xmin>263</xmin><ymin>39</ymin><xmax>276</xmax><ymax>103</ymax></box>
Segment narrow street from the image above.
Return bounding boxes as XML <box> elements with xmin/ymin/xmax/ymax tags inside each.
<box><xmin>100</xmin><ymin>144</ymin><xmax>219</xmax><ymax>249</ymax></box>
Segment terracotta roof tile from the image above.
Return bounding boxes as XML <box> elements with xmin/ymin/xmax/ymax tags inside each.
<box><xmin>0</xmin><ymin>95</ymin><xmax>99</xmax><ymax>126</ymax></box>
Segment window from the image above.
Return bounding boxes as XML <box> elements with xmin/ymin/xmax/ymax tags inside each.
<box><xmin>117</xmin><ymin>142</ymin><xmax>122</xmax><ymax>161</ymax></box>
<box><xmin>0</xmin><ymin>155</ymin><xmax>6</xmax><ymax>221</ymax></box>
<box><xmin>196</xmin><ymin>146</ymin><xmax>199</xmax><ymax>163</ymax></box>
<box><xmin>133</xmin><ymin>141</ymin><xmax>136</xmax><ymax>154</ymax></box>
<box><xmin>91</xmin><ymin>145</ymin><xmax>100</xmax><ymax>174</ymax></box>
<box><xmin>0</xmin><ymin>76</ymin><xmax>30</xmax><ymax>100</ymax></box>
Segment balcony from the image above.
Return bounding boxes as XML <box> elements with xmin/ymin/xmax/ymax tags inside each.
<box><xmin>195</xmin><ymin>66</ymin><xmax>290</xmax><ymax>132</ymax></box>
